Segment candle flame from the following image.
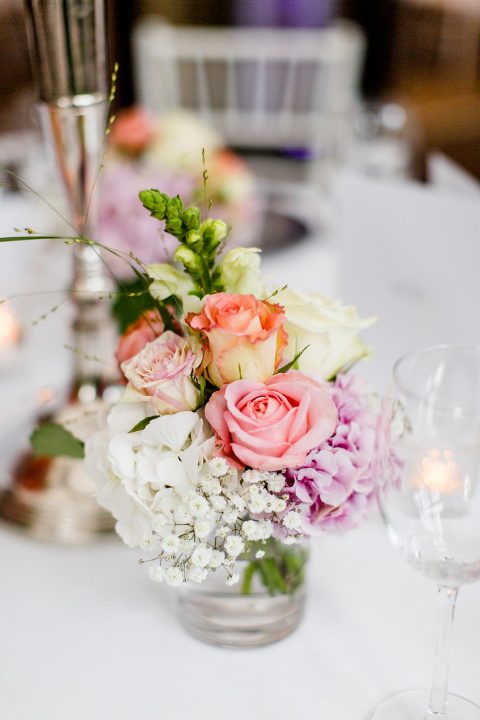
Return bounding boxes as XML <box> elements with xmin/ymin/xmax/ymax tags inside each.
<box><xmin>414</xmin><ymin>448</ymin><xmax>460</xmax><ymax>494</ymax></box>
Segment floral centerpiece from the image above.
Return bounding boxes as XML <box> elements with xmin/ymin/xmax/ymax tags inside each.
<box><xmin>83</xmin><ymin>189</ymin><xmax>376</xmax><ymax>600</ymax></box>
<box><xmin>6</xmin><ymin>181</ymin><xmax>376</xmax><ymax>645</ymax></box>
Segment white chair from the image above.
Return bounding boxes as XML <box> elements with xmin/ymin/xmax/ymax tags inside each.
<box><xmin>132</xmin><ymin>20</ymin><xmax>365</xmax><ymax>155</ymax></box>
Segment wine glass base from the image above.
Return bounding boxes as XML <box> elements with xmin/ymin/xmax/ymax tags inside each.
<box><xmin>367</xmin><ymin>689</ymin><xmax>480</xmax><ymax>720</ymax></box>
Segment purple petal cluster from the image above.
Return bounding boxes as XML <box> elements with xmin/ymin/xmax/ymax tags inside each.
<box><xmin>282</xmin><ymin>374</ymin><xmax>377</xmax><ymax>534</ymax></box>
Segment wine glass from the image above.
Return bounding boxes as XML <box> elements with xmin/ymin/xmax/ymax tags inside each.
<box><xmin>369</xmin><ymin>345</ymin><xmax>480</xmax><ymax>720</ymax></box>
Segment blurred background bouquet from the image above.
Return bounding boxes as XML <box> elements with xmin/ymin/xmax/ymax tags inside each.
<box><xmin>99</xmin><ymin>107</ymin><xmax>259</xmax><ymax>277</ymax></box>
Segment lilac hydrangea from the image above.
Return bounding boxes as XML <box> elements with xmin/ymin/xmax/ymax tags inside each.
<box><xmin>282</xmin><ymin>374</ymin><xmax>377</xmax><ymax>534</ymax></box>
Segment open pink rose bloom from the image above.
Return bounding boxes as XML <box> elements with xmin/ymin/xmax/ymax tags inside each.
<box><xmin>205</xmin><ymin>371</ymin><xmax>338</xmax><ymax>471</ymax></box>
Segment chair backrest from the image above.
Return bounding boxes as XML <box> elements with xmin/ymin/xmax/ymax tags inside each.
<box><xmin>132</xmin><ymin>20</ymin><xmax>365</xmax><ymax>152</ymax></box>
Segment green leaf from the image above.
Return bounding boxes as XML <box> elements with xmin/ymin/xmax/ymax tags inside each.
<box><xmin>128</xmin><ymin>415</ymin><xmax>159</xmax><ymax>433</ymax></box>
<box><xmin>111</xmin><ymin>278</ymin><xmax>157</xmax><ymax>333</ymax></box>
<box><xmin>30</xmin><ymin>423</ymin><xmax>85</xmax><ymax>459</ymax></box>
<box><xmin>192</xmin><ymin>374</ymin><xmax>206</xmax><ymax>407</ymax></box>
<box><xmin>277</xmin><ymin>345</ymin><xmax>310</xmax><ymax>374</ymax></box>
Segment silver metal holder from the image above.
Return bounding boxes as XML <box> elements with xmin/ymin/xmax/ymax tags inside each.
<box><xmin>0</xmin><ymin>0</ymin><xmax>119</xmax><ymax>543</ymax></box>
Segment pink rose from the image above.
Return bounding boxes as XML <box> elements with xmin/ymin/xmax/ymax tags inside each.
<box><xmin>109</xmin><ymin>106</ymin><xmax>155</xmax><ymax>155</ymax></box>
<box><xmin>121</xmin><ymin>331</ymin><xmax>202</xmax><ymax>414</ymax></box>
<box><xmin>187</xmin><ymin>293</ymin><xmax>288</xmax><ymax>386</ymax></box>
<box><xmin>116</xmin><ymin>310</ymin><xmax>165</xmax><ymax>368</ymax></box>
<box><xmin>205</xmin><ymin>371</ymin><xmax>338</xmax><ymax>471</ymax></box>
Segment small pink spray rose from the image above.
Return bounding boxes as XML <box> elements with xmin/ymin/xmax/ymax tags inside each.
<box><xmin>187</xmin><ymin>293</ymin><xmax>288</xmax><ymax>386</ymax></box>
<box><xmin>121</xmin><ymin>331</ymin><xmax>203</xmax><ymax>414</ymax></box>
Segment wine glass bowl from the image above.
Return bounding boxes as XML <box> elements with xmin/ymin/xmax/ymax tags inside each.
<box><xmin>370</xmin><ymin>345</ymin><xmax>480</xmax><ymax>720</ymax></box>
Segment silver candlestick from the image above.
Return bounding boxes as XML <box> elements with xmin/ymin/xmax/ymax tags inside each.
<box><xmin>0</xmin><ymin>0</ymin><xmax>119</xmax><ymax>542</ymax></box>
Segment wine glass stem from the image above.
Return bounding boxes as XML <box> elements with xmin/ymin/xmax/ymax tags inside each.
<box><xmin>425</xmin><ymin>585</ymin><xmax>459</xmax><ymax>719</ymax></box>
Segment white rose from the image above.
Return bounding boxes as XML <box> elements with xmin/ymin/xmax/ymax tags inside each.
<box><xmin>275</xmin><ymin>288</ymin><xmax>375</xmax><ymax>379</ymax></box>
<box><xmin>218</xmin><ymin>247</ymin><xmax>265</xmax><ymax>296</ymax></box>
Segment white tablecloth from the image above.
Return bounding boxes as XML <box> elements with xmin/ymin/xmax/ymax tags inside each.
<box><xmin>1</xmin><ymin>170</ymin><xmax>480</xmax><ymax>720</ymax></box>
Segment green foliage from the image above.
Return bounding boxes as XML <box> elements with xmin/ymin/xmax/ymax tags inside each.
<box><xmin>241</xmin><ymin>538</ymin><xmax>308</xmax><ymax>596</ymax></box>
<box><xmin>30</xmin><ymin>423</ymin><xmax>85</xmax><ymax>459</ymax></box>
<box><xmin>277</xmin><ymin>346</ymin><xmax>310</xmax><ymax>374</ymax></box>
<box><xmin>128</xmin><ymin>415</ymin><xmax>159</xmax><ymax>433</ymax></box>
<box><xmin>111</xmin><ymin>278</ymin><xmax>158</xmax><ymax>333</ymax></box>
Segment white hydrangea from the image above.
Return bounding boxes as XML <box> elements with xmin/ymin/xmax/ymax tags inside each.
<box><xmin>85</xmin><ymin>403</ymin><xmax>297</xmax><ymax>587</ymax></box>
<box><xmin>255</xmin><ymin>550</ymin><xmax>265</xmax><ymax>559</ymax></box>
<box><xmin>153</xmin><ymin>513</ymin><xmax>168</xmax><ymax>530</ymax></box>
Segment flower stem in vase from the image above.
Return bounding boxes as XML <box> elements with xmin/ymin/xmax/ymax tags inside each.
<box><xmin>242</xmin><ymin>539</ymin><xmax>309</xmax><ymax>596</ymax></box>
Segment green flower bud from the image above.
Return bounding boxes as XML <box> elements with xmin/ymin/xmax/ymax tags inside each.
<box><xmin>165</xmin><ymin>216</ymin><xmax>184</xmax><ymax>237</ymax></box>
<box><xmin>174</xmin><ymin>245</ymin><xmax>202</xmax><ymax>273</ymax></box>
<box><xmin>167</xmin><ymin>195</ymin><xmax>184</xmax><ymax>217</ymax></box>
<box><xmin>138</xmin><ymin>189</ymin><xmax>168</xmax><ymax>220</ymax></box>
<box><xmin>200</xmin><ymin>219</ymin><xmax>229</xmax><ymax>252</ymax></box>
<box><xmin>185</xmin><ymin>229</ymin><xmax>203</xmax><ymax>251</ymax></box>
<box><xmin>182</xmin><ymin>207</ymin><xmax>200</xmax><ymax>231</ymax></box>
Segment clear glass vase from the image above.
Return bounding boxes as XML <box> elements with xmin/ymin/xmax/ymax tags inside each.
<box><xmin>177</xmin><ymin>540</ymin><xmax>309</xmax><ymax>648</ymax></box>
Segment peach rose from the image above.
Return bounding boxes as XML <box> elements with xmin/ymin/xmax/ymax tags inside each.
<box><xmin>116</xmin><ymin>310</ymin><xmax>165</xmax><ymax>368</ymax></box>
<box><xmin>121</xmin><ymin>331</ymin><xmax>202</xmax><ymax>414</ymax></box>
<box><xmin>187</xmin><ymin>293</ymin><xmax>287</xmax><ymax>386</ymax></box>
<box><xmin>205</xmin><ymin>371</ymin><xmax>338</xmax><ymax>471</ymax></box>
<box><xmin>109</xmin><ymin>106</ymin><xmax>155</xmax><ymax>155</ymax></box>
